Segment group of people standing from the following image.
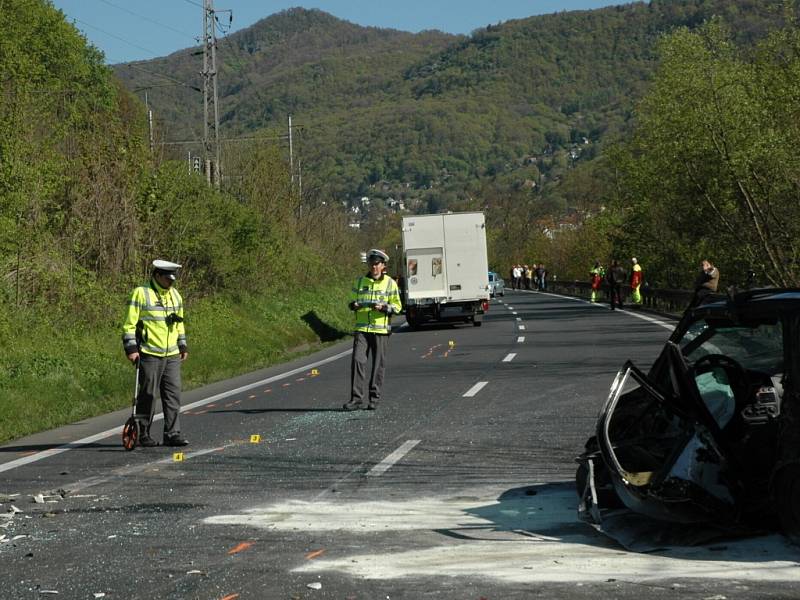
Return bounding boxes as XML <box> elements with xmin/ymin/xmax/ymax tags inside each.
<box><xmin>122</xmin><ymin>249</ymin><xmax>404</xmax><ymax>449</ymax></box>
<box><xmin>510</xmin><ymin>263</ymin><xmax>547</xmax><ymax>291</ymax></box>
<box><xmin>589</xmin><ymin>257</ymin><xmax>720</xmax><ymax>310</ymax></box>
<box><xmin>589</xmin><ymin>257</ymin><xmax>644</xmax><ymax>310</ymax></box>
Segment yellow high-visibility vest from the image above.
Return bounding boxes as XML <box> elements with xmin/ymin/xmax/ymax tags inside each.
<box><xmin>122</xmin><ymin>280</ymin><xmax>186</xmax><ymax>357</ymax></box>
<box><xmin>350</xmin><ymin>274</ymin><xmax>402</xmax><ymax>334</ymax></box>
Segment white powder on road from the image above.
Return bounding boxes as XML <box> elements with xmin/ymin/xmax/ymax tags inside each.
<box><xmin>204</xmin><ymin>485</ymin><xmax>800</xmax><ymax>583</ymax></box>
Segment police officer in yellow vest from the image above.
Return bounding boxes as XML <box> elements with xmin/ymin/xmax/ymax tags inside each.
<box><xmin>122</xmin><ymin>260</ymin><xmax>189</xmax><ymax>447</ymax></box>
<box><xmin>343</xmin><ymin>249</ymin><xmax>403</xmax><ymax>411</ymax></box>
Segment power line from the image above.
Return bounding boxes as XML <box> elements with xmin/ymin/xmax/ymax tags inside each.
<box><xmin>69</xmin><ymin>17</ymin><xmax>160</xmax><ymax>58</ymax></box>
<box><xmin>124</xmin><ymin>63</ymin><xmax>202</xmax><ymax>93</ymax></box>
<box><xmin>96</xmin><ymin>0</ymin><xmax>197</xmax><ymax>40</ymax></box>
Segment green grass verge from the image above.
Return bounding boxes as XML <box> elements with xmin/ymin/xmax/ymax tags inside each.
<box><xmin>0</xmin><ymin>281</ymin><xmax>354</xmax><ymax>445</ymax></box>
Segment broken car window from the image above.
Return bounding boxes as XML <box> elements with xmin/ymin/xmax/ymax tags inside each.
<box><xmin>680</xmin><ymin>319</ymin><xmax>784</xmax><ymax>375</ymax></box>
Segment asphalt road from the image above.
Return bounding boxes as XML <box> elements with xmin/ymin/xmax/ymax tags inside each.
<box><xmin>2</xmin><ymin>290</ymin><xmax>800</xmax><ymax>599</ymax></box>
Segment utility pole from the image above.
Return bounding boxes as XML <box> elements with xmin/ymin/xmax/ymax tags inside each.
<box><xmin>288</xmin><ymin>114</ymin><xmax>294</xmax><ymax>189</ymax></box>
<box><xmin>203</xmin><ymin>0</ymin><xmax>221</xmax><ymax>186</ymax></box>
<box><xmin>145</xmin><ymin>90</ymin><xmax>154</xmax><ymax>154</ymax></box>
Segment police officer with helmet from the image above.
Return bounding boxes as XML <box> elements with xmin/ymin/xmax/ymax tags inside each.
<box><xmin>122</xmin><ymin>259</ymin><xmax>189</xmax><ymax>447</ymax></box>
<box><xmin>343</xmin><ymin>249</ymin><xmax>403</xmax><ymax>411</ymax></box>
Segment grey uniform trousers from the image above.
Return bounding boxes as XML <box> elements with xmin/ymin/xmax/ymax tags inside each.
<box><xmin>350</xmin><ymin>331</ymin><xmax>389</xmax><ymax>406</ymax></box>
<box><xmin>135</xmin><ymin>354</ymin><xmax>183</xmax><ymax>437</ymax></box>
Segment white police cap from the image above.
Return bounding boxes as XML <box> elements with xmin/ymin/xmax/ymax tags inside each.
<box><xmin>152</xmin><ymin>259</ymin><xmax>182</xmax><ymax>280</ymax></box>
<box><xmin>366</xmin><ymin>249</ymin><xmax>389</xmax><ymax>263</ymax></box>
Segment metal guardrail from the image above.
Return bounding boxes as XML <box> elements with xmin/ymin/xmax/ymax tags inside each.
<box><xmin>539</xmin><ymin>280</ymin><xmax>694</xmax><ymax>317</ymax></box>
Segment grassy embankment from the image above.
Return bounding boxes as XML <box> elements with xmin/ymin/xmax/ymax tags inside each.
<box><xmin>0</xmin><ymin>281</ymin><xmax>354</xmax><ymax>445</ymax></box>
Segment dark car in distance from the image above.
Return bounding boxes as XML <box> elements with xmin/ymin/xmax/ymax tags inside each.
<box><xmin>577</xmin><ymin>288</ymin><xmax>800</xmax><ymax>546</ymax></box>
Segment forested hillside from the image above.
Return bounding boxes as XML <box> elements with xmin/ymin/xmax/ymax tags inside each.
<box><xmin>115</xmin><ymin>1</ymin><xmax>795</xmax><ymax>224</ymax></box>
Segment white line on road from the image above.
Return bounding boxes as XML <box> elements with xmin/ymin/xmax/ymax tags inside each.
<box><xmin>616</xmin><ymin>308</ymin><xmax>675</xmax><ymax>331</ymax></box>
<box><xmin>517</xmin><ymin>337</ymin><xmax>525</xmax><ymax>343</ymax></box>
<box><xmin>366</xmin><ymin>440</ymin><xmax>421</xmax><ymax>477</ymax></box>
<box><xmin>502</xmin><ymin>353</ymin><xmax>516</xmax><ymax>362</ymax></box>
<box><xmin>535</xmin><ymin>290</ymin><xmax>675</xmax><ymax>331</ymax></box>
<box><xmin>463</xmin><ymin>381</ymin><xmax>488</xmax><ymax>397</ymax></box>
<box><xmin>512</xmin><ymin>311</ymin><xmax>518</xmax><ymax>315</ymax></box>
<box><xmin>508</xmin><ymin>306</ymin><xmax>514</xmax><ymax>310</ymax></box>
<box><xmin>0</xmin><ymin>350</ymin><xmax>352</xmax><ymax>474</ymax></box>
<box><xmin>515</xmin><ymin>317</ymin><xmax>521</xmax><ymax>321</ymax></box>
<box><xmin>518</xmin><ymin>325</ymin><xmax>526</xmax><ymax>330</ymax></box>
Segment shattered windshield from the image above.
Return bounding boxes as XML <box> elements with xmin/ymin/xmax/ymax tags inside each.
<box><xmin>679</xmin><ymin>318</ymin><xmax>784</xmax><ymax>374</ymax></box>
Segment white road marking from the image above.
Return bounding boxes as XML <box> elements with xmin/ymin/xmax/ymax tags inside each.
<box><xmin>508</xmin><ymin>306</ymin><xmax>514</xmax><ymax>310</ymax></box>
<box><xmin>366</xmin><ymin>440</ymin><xmax>421</xmax><ymax>477</ymax></box>
<box><xmin>515</xmin><ymin>317</ymin><xmax>521</xmax><ymax>321</ymax></box>
<box><xmin>535</xmin><ymin>290</ymin><xmax>675</xmax><ymax>331</ymax></box>
<box><xmin>517</xmin><ymin>337</ymin><xmax>525</xmax><ymax>343</ymax></box>
<box><xmin>615</xmin><ymin>308</ymin><xmax>674</xmax><ymax>331</ymax></box>
<box><xmin>0</xmin><ymin>350</ymin><xmax>352</xmax><ymax>474</ymax></box>
<box><xmin>502</xmin><ymin>353</ymin><xmax>516</xmax><ymax>362</ymax></box>
<box><xmin>512</xmin><ymin>311</ymin><xmax>518</xmax><ymax>315</ymax></box>
<box><xmin>463</xmin><ymin>381</ymin><xmax>488</xmax><ymax>397</ymax></box>
<box><xmin>518</xmin><ymin>325</ymin><xmax>526</xmax><ymax>330</ymax></box>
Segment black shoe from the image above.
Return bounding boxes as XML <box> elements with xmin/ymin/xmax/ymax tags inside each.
<box><xmin>342</xmin><ymin>402</ymin><xmax>362</xmax><ymax>412</ymax></box>
<box><xmin>138</xmin><ymin>435</ymin><xmax>157</xmax><ymax>448</ymax></box>
<box><xmin>163</xmin><ymin>435</ymin><xmax>189</xmax><ymax>447</ymax></box>
<box><xmin>366</xmin><ymin>403</ymin><xmax>377</xmax><ymax>410</ymax></box>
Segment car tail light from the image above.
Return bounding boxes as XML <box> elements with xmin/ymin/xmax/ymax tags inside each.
<box><xmin>482</xmin><ymin>300</ymin><xmax>489</xmax><ymax>312</ymax></box>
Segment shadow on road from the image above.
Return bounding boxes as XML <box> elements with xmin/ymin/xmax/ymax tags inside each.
<box><xmin>437</xmin><ymin>482</ymin><xmax>800</xmax><ymax>563</ymax></box>
<box><xmin>0</xmin><ymin>442</ymin><xmax>119</xmax><ymax>453</ymax></box>
<box><xmin>301</xmin><ymin>311</ymin><xmax>347</xmax><ymax>342</ymax></box>
<box><xmin>208</xmin><ymin>408</ymin><xmax>342</xmax><ymax>415</ymax></box>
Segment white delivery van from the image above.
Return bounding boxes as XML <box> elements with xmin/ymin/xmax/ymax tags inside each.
<box><xmin>401</xmin><ymin>212</ymin><xmax>490</xmax><ymax>328</ymax></box>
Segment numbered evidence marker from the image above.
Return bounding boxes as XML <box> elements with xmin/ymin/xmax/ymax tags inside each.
<box><xmin>173</xmin><ymin>452</ymin><xmax>184</xmax><ymax>462</ymax></box>
<box><xmin>310</xmin><ymin>368</ymin><xmax>319</xmax><ymax>376</ymax></box>
<box><xmin>448</xmin><ymin>340</ymin><xmax>455</xmax><ymax>348</ymax></box>
<box><xmin>250</xmin><ymin>434</ymin><xmax>261</xmax><ymax>444</ymax></box>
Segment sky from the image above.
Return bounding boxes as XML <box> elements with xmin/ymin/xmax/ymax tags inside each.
<box><xmin>50</xmin><ymin>0</ymin><xmax>634</xmax><ymax>64</ymax></box>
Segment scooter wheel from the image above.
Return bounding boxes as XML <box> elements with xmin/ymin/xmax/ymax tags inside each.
<box><xmin>122</xmin><ymin>418</ymin><xmax>139</xmax><ymax>451</ymax></box>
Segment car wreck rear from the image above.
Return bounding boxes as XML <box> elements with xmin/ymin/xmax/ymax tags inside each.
<box><xmin>577</xmin><ymin>289</ymin><xmax>800</xmax><ymax>547</ymax></box>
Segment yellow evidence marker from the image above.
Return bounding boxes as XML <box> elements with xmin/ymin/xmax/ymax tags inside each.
<box><xmin>311</xmin><ymin>369</ymin><xmax>319</xmax><ymax>376</ymax></box>
<box><xmin>173</xmin><ymin>452</ymin><xmax>184</xmax><ymax>462</ymax></box>
<box><xmin>448</xmin><ymin>340</ymin><xmax>455</xmax><ymax>348</ymax></box>
<box><xmin>250</xmin><ymin>434</ymin><xmax>261</xmax><ymax>443</ymax></box>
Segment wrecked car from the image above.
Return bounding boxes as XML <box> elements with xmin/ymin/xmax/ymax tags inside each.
<box><xmin>577</xmin><ymin>289</ymin><xmax>800</xmax><ymax>547</ymax></box>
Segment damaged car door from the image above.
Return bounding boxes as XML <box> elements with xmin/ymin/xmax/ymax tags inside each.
<box><xmin>578</xmin><ymin>313</ymin><xmax>785</xmax><ymax>536</ymax></box>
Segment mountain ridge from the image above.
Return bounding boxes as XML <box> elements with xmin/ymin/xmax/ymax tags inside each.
<box><xmin>115</xmin><ymin>1</ymin><xmax>795</xmax><ymax>211</ymax></box>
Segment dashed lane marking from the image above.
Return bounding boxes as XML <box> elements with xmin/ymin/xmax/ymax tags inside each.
<box><xmin>517</xmin><ymin>337</ymin><xmax>525</xmax><ymax>343</ymax></box>
<box><xmin>463</xmin><ymin>381</ymin><xmax>488</xmax><ymax>397</ymax></box>
<box><xmin>502</xmin><ymin>353</ymin><xmax>516</xmax><ymax>362</ymax></box>
<box><xmin>366</xmin><ymin>440</ymin><xmax>421</xmax><ymax>477</ymax></box>
<box><xmin>518</xmin><ymin>325</ymin><xmax>526</xmax><ymax>330</ymax></box>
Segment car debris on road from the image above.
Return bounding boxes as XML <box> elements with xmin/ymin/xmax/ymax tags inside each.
<box><xmin>577</xmin><ymin>288</ymin><xmax>800</xmax><ymax>548</ymax></box>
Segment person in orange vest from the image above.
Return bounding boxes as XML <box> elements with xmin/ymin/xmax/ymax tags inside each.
<box><xmin>590</xmin><ymin>261</ymin><xmax>605</xmax><ymax>303</ymax></box>
<box><xmin>630</xmin><ymin>257</ymin><xmax>643</xmax><ymax>305</ymax></box>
